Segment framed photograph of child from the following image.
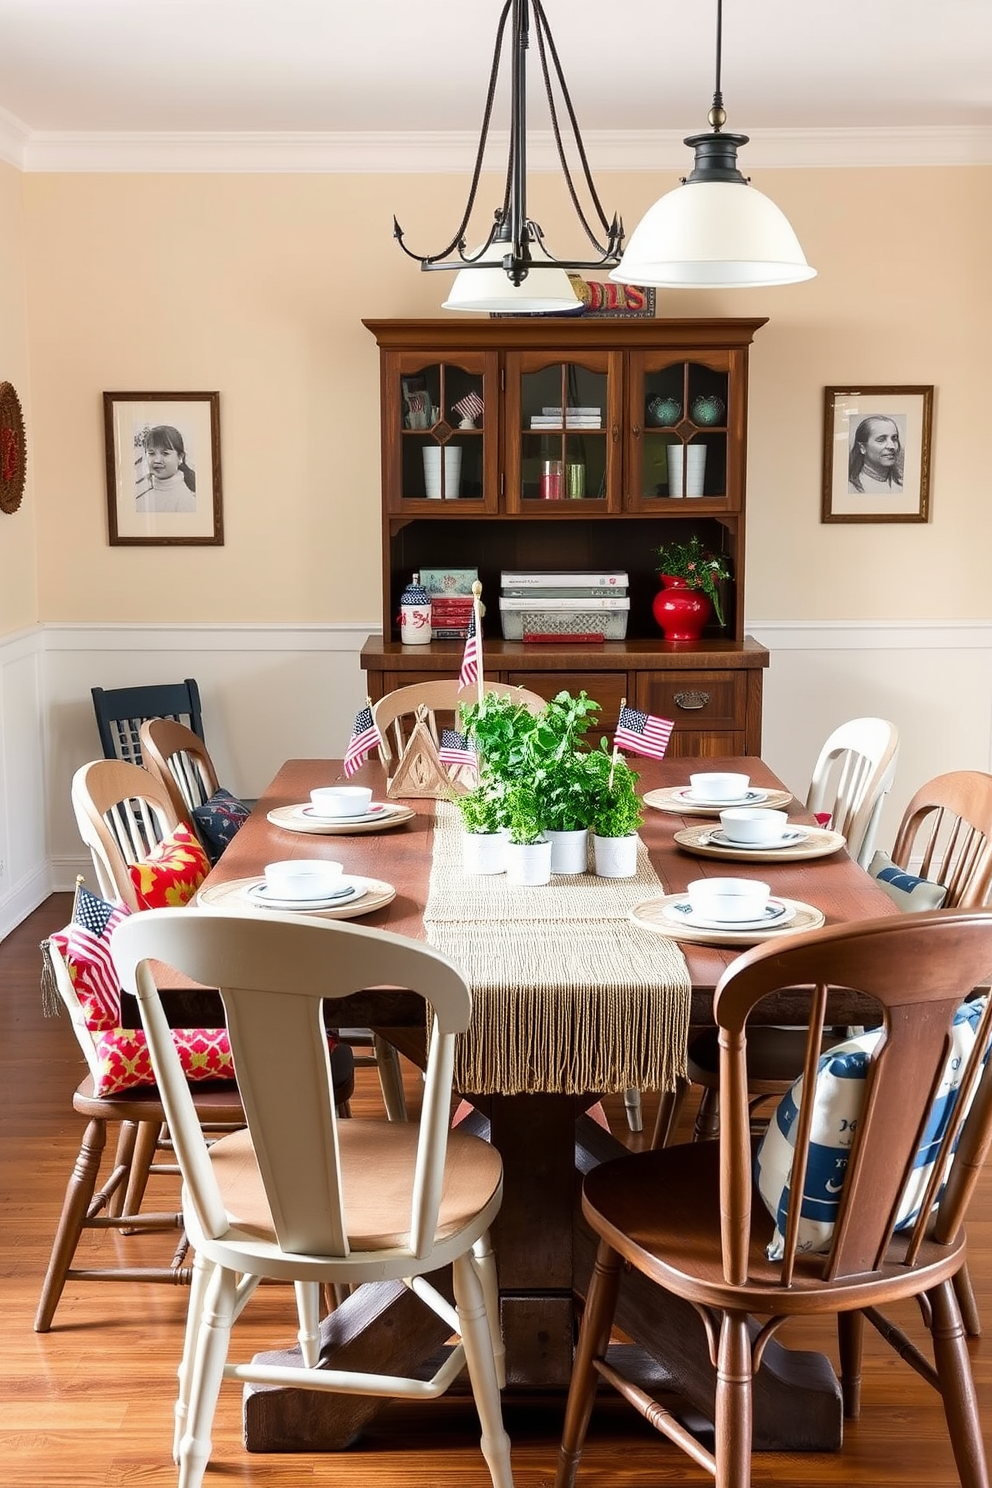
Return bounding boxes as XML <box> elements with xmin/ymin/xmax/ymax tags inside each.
<box><xmin>821</xmin><ymin>385</ymin><xmax>933</xmax><ymax>524</ymax></box>
<box><xmin>103</xmin><ymin>391</ymin><xmax>223</xmax><ymax>545</ymax></box>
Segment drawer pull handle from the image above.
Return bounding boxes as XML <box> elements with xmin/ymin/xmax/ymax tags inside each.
<box><xmin>674</xmin><ymin>690</ymin><xmax>710</xmax><ymax>710</ymax></box>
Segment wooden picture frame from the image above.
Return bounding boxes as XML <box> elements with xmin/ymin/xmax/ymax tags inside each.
<box><xmin>103</xmin><ymin>391</ymin><xmax>223</xmax><ymax>545</ymax></box>
<box><xmin>822</xmin><ymin>385</ymin><xmax>933</xmax><ymax>524</ymax></box>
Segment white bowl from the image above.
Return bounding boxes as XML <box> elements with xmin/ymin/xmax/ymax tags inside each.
<box><xmin>310</xmin><ymin>786</ymin><xmax>373</xmax><ymax>819</ymax></box>
<box><xmin>687</xmin><ymin>876</ymin><xmax>770</xmax><ymax>923</ymax></box>
<box><xmin>689</xmin><ymin>772</ymin><xmax>750</xmax><ymax>803</ymax></box>
<box><xmin>719</xmin><ymin>808</ymin><xmax>790</xmax><ymax>846</ymax></box>
<box><xmin>264</xmin><ymin>859</ymin><xmax>343</xmax><ymax>900</ymax></box>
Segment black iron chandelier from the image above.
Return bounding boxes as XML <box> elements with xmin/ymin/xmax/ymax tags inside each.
<box><xmin>393</xmin><ymin>0</ymin><xmax>624</xmax><ymax>312</ymax></box>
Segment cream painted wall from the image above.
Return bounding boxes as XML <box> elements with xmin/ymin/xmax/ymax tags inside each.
<box><xmin>0</xmin><ymin>159</ymin><xmax>37</xmax><ymax>632</ymax></box>
<box><xmin>18</xmin><ymin>164</ymin><xmax>991</xmax><ymax>629</ymax></box>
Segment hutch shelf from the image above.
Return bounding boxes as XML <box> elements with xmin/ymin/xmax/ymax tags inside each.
<box><xmin>361</xmin><ymin>317</ymin><xmax>769</xmax><ymax>756</ymax></box>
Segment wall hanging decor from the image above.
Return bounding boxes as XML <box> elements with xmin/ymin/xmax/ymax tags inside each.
<box><xmin>103</xmin><ymin>391</ymin><xmax>223</xmax><ymax>545</ymax></box>
<box><xmin>0</xmin><ymin>381</ymin><xmax>27</xmax><ymax>515</ymax></box>
<box><xmin>822</xmin><ymin>385</ymin><xmax>933</xmax><ymax>524</ymax></box>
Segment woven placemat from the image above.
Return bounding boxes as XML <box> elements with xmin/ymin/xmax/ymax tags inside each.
<box><xmin>424</xmin><ymin>803</ymin><xmax>690</xmax><ymax>1096</ymax></box>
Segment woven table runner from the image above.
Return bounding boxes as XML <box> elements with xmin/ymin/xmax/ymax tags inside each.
<box><xmin>424</xmin><ymin>803</ymin><xmax>691</xmax><ymax>1096</ymax></box>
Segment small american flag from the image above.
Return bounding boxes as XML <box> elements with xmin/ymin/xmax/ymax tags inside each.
<box><xmin>54</xmin><ymin>884</ymin><xmax>130</xmax><ymax>1026</ymax></box>
<box><xmin>438</xmin><ymin>729</ymin><xmax>478</xmax><ymax>774</ymax></box>
<box><xmin>458</xmin><ymin>607</ymin><xmax>482</xmax><ymax>690</ymax></box>
<box><xmin>614</xmin><ymin>705</ymin><xmax>674</xmax><ymax>762</ymax></box>
<box><xmin>344</xmin><ymin>704</ymin><xmax>382</xmax><ymax>778</ymax></box>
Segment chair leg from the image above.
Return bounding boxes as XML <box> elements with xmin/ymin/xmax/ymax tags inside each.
<box><xmin>622</xmin><ymin>1088</ymin><xmax>644</xmax><ymax>1133</ymax></box>
<box><xmin>177</xmin><ymin>1263</ymin><xmax>237</xmax><ymax>1488</ymax></box>
<box><xmin>120</xmin><ymin>1119</ymin><xmax>166</xmax><ymax>1228</ymax></box>
<box><xmin>714</xmin><ymin>1311</ymin><xmax>753</xmax><ymax>1488</ymax></box>
<box><xmin>174</xmin><ymin>1249</ymin><xmax>214</xmax><ymax>1463</ymax></box>
<box><xmin>105</xmin><ymin>1119</ymin><xmax>139</xmax><ymax>1218</ymax></box>
<box><xmin>837</xmin><ymin>1309</ymin><xmax>864</xmax><ymax>1419</ymax></box>
<box><xmin>472</xmin><ymin>1230</ymin><xmax>506</xmax><ymax>1389</ymax></box>
<box><xmin>953</xmin><ymin>1263</ymin><xmax>982</xmax><ymax>1339</ymax></box>
<box><xmin>452</xmin><ymin>1251</ymin><xmax>514</xmax><ymax>1488</ymax></box>
<box><xmin>928</xmin><ymin>1278</ymin><xmax>989</xmax><ymax>1488</ymax></box>
<box><xmin>694</xmin><ymin>1087</ymin><xmax>721</xmax><ymax>1142</ymax></box>
<box><xmin>373</xmin><ymin>1034</ymin><xmax>408</xmax><ymax>1121</ymax></box>
<box><xmin>34</xmin><ymin>1116</ymin><xmax>107</xmax><ymax>1332</ymax></box>
<box><xmin>555</xmin><ymin>1239</ymin><xmax>623</xmax><ymax>1488</ymax></box>
<box><xmin>650</xmin><ymin>1076</ymin><xmax>689</xmax><ymax>1148</ymax></box>
<box><xmin>294</xmin><ymin>1281</ymin><xmax>322</xmax><ymax>1368</ymax></box>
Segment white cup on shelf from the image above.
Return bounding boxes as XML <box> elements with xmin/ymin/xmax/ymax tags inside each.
<box><xmin>422</xmin><ymin>445</ymin><xmax>462</xmax><ymax>499</ymax></box>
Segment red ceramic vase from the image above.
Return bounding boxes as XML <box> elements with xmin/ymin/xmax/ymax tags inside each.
<box><xmin>652</xmin><ymin>575</ymin><xmax>713</xmax><ymax>641</ymax></box>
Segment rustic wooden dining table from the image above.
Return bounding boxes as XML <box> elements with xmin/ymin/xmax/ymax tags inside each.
<box><xmin>176</xmin><ymin>753</ymin><xmax>897</xmax><ymax>1454</ymax></box>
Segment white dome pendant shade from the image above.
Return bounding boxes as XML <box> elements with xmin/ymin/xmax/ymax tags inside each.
<box><xmin>610</xmin><ymin>176</ymin><xmax>816</xmax><ymax>290</ymax></box>
<box><xmin>442</xmin><ymin>235</ymin><xmax>582</xmax><ymax>314</ymax></box>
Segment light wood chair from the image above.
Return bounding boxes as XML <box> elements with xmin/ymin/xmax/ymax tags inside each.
<box><xmin>92</xmin><ymin>679</ymin><xmax>204</xmax><ymax>768</ymax></box>
<box><xmin>806</xmin><ymin>715</ymin><xmax>900</xmax><ymax>868</ymax></box>
<box><xmin>72</xmin><ymin>757</ymin><xmax>183</xmax><ymax>911</ymax></box>
<box><xmin>651</xmin><ymin>716</ymin><xmax>902</xmax><ymax>1149</ymax></box>
<box><xmin>372</xmin><ymin>679</ymin><xmax>545</xmax><ymax>765</ymax></box>
<box><xmin>890</xmin><ymin>769</ymin><xmax>992</xmax><ymax>911</ymax></box>
<box><xmin>113</xmin><ymin>907</ymin><xmax>514</xmax><ymax>1488</ymax></box>
<box><xmin>139</xmin><ymin>716</ymin><xmax>221</xmax><ymax>827</ymax></box>
<box><xmin>557</xmin><ymin>911</ymin><xmax>992</xmax><ymax>1488</ymax></box>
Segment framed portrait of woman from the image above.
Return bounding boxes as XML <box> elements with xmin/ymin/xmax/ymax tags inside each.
<box><xmin>103</xmin><ymin>391</ymin><xmax>223</xmax><ymax>545</ymax></box>
<box><xmin>821</xmin><ymin>385</ymin><xmax>933</xmax><ymax>524</ymax></box>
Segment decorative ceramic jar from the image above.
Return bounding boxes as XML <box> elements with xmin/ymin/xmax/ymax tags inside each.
<box><xmin>399</xmin><ymin>578</ymin><xmax>432</xmax><ymax>644</ymax></box>
<box><xmin>652</xmin><ymin>575</ymin><xmax>713</xmax><ymax>641</ymax></box>
<box><xmin>690</xmin><ymin>394</ymin><xmax>726</xmax><ymax>426</ymax></box>
<box><xmin>646</xmin><ymin>395</ymin><xmax>682</xmax><ymax>427</ymax></box>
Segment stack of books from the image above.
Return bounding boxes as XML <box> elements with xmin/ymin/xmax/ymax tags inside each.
<box><xmin>429</xmin><ymin>594</ymin><xmax>475</xmax><ymax>639</ymax></box>
<box><xmin>499</xmin><ymin>570</ymin><xmax>629</xmax><ymax>642</ymax></box>
<box><xmin>528</xmin><ymin>406</ymin><xmax>602</xmax><ymax>429</ymax></box>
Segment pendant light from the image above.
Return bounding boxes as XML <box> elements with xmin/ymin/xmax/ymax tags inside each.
<box><xmin>610</xmin><ymin>0</ymin><xmax>815</xmax><ymax>290</ymax></box>
<box><xmin>394</xmin><ymin>0</ymin><xmax>623</xmax><ymax>313</ymax></box>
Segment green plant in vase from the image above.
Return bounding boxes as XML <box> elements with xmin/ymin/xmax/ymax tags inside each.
<box><xmin>584</xmin><ymin>743</ymin><xmax>644</xmax><ymax>838</ymax></box>
<box><xmin>458</xmin><ymin>691</ymin><xmax>541</xmax><ymax>779</ymax></box>
<box><xmin>453</xmin><ymin>776</ymin><xmax>507</xmax><ymax>836</ymax></box>
<box><xmin>654</xmin><ymin>534</ymin><xmax>731</xmax><ymax>630</ymax></box>
<box><xmin>529</xmin><ymin>690</ymin><xmax>602</xmax><ymax>833</ymax></box>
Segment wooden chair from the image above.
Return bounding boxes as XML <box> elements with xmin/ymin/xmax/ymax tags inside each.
<box><xmin>372</xmin><ymin>679</ymin><xmax>545</xmax><ymax>765</ymax></box>
<box><xmin>113</xmin><ymin>907</ymin><xmax>514</xmax><ymax>1488</ymax></box>
<box><xmin>890</xmin><ymin>770</ymin><xmax>992</xmax><ymax>912</ymax></box>
<box><xmin>139</xmin><ymin>716</ymin><xmax>220</xmax><ymax>827</ymax></box>
<box><xmin>92</xmin><ymin>679</ymin><xmax>204</xmax><ymax>768</ymax></box>
<box><xmin>806</xmin><ymin>715</ymin><xmax>900</xmax><ymax>868</ymax></box>
<box><xmin>72</xmin><ymin>757</ymin><xmax>182</xmax><ymax>911</ymax></box>
<box><xmin>557</xmin><ymin>911</ymin><xmax>992</xmax><ymax>1488</ymax></box>
<box><xmin>652</xmin><ymin>716</ymin><xmax>902</xmax><ymax>1148</ymax></box>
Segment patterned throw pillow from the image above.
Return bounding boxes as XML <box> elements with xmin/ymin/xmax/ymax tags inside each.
<box><xmin>868</xmin><ymin>850</ymin><xmax>947</xmax><ymax>911</ymax></box>
<box><xmin>755</xmin><ymin>997</ymin><xmax>988</xmax><ymax>1259</ymax></box>
<box><xmin>191</xmin><ymin>787</ymin><xmax>250</xmax><ymax>864</ymax></box>
<box><xmin>47</xmin><ymin>883</ymin><xmax>237</xmax><ymax>1096</ymax></box>
<box><xmin>128</xmin><ymin>822</ymin><xmax>210</xmax><ymax>909</ymax></box>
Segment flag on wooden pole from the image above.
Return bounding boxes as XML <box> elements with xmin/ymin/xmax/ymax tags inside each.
<box><xmin>614</xmin><ymin>705</ymin><xmax>674</xmax><ymax>762</ymax></box>
<box><xmin>344</xmin><ymin>702</ymin><xmax>382</xmax><ymax>777</ymax></box>
<box><xmin>439</xmin><ymin>729</ymin><xmax>479</xmax><ymax>777</ymax></box>
<box><xmin>459</xmin><ymin>587</ymin><xmax>483</xmax><ymax>693</ymax></box>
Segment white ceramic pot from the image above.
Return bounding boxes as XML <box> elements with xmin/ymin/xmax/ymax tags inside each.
<box><xmin>546</xmin><ymin>828</ymin><xmax>589</xmax><ymax>875</ymax></box>
<box><xmin>462</xmin><ymin>830</ymin><xmax>506</xmax><ymax>876</ymax></box>
<box><xmin>505</xmin><ymin>838</ymin><xmax>552</xmax><ymax>886</ymax></box>
<box><xmin>593</xmin><ymin>833</ymin><xmax>639</xmax><ymax>879</ymax></box>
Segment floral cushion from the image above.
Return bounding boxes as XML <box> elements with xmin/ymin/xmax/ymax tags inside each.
<box><xmin>191</xmin><ymin>787</ymin><xmax>250</xmax><ymax>864</ymax></box>
<box><xmin>754</xmin><ymin>997</ymin><xmax>987</xmax><ymax>1259</ymax></box>
<box><xmin>128</xmin><ymin>823</ymin><xmax>210</xmax><ymax>909</ymax></box>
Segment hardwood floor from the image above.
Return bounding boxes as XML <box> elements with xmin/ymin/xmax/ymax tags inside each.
<box><xmin>2</xmin><ymin>894</ymin><xmax>990</xmax><ymax>1487</ymax></box>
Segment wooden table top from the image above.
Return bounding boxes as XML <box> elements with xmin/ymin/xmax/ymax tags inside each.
<box><xmin>194</xmin><ymin>754</ymin><xmax>896</xmax><ymax>1028</ymax></box>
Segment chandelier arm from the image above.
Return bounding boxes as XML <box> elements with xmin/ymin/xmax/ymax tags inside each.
<box><xmin>394</xmin><ymin>0</ymin><xmax>513</xmax><ymax>266</ymax></box>
<box><xmin>531</xmin><ymin>1</ymin><xmax>621</xmax><ymax>255</ymax></box>
<box><xmin>711</xmin><ymin>0</ymin><xmax>725</xmax><ymax>122</ymax></box>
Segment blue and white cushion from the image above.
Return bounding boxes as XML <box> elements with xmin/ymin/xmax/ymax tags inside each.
<box><xmin>755</xmin><ymin>996</ymin><xmax>987</xmax><ymax>1259</ymax></box>
<box><xmin>868</xmin><ymin>850</ymin><xmax>947</xmax><ymax>911</ymax></box>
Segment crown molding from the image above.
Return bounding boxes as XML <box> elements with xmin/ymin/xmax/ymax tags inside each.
<box><xmin>6</xmin><ymin>124</ymin><xmax>991</xmax><ymax>174</ymax></box>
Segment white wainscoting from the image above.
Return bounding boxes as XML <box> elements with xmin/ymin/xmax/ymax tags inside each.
<box><xmin>1</xmin><ymin>618</ymin><xmax>990</xmax><ymax>939</ymax></box>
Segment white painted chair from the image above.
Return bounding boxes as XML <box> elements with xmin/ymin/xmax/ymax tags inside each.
<box><xmin>113</xmin><ymin>908</ymin><xmax>514</xmax><ymax>1488</ymax></box>
<box><xmin>805</xmin><ymin>715</ymin><xmax>900</xmax><ymax>868</ymax></box>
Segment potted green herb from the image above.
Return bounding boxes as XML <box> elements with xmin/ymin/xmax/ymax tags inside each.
<box><xmin>502</xmin><ymin>779</ymin><xmax>552</xmax><ymax>885</ymax></box>
<box><xmin>454</xmin><ymin>777</ymin><xmax>508</xmax><ymax>875</ymax></box>
<box><xmin>584</xmin><ymin>742</ymin><xmax>644</xmax><ymax>878</ymax></box>
<box><xmin>530</xmin><ymin>691</ymin><xmax>601</xmax><ymax>873</ymax></box>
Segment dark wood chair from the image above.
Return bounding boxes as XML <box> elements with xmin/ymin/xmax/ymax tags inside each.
<box><xmin>91</xmin><ymin>679</ymin><xmax>204</xmax><ymax>767</ymax></box>
<box><xmin>557</xmin><ymin>910</ymin><xmax>992</xmax><ymax>1488</ymax></box>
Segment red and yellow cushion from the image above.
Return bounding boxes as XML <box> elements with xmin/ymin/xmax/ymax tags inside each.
<box><xmin>128</xmin><ymin>823</ymin><xmax>210</xmax><ymax>909</ymax></box>
<box><xmin>91</xmin><ymin>1024</ymin><xmax>236</xmax><ymax>1096</ymax></box>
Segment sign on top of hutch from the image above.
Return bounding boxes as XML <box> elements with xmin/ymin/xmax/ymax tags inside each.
<box><xmin>361</xmin><ymin>317</ymin><xmax>769</xmax><ymax>758</ymax></box>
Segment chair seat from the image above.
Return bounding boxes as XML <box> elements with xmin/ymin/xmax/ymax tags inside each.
<box><xmin>582</xmin><ymin>1141</ymin><xmax>966</xmax><ymax>1314</ymax></box>
<box><xmin>72</xmin><ymin>1073</ymin><xmax>244</xmax><ymax>1122</ymax></box>
<box><xmin>209</xmin><ymin>1120</ymin><xmax>503</xmax><ymax>1256</ymax></box>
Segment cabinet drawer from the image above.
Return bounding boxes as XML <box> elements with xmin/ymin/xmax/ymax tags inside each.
<box><xmin>636</xmin><ymin>671</ymin><xmax>745</xmax><ymax>732</ymax></box>
<box><xmin>507</xmin><ymin>671</ymin><xmax>628</xmax><ymax>729</ymax></box>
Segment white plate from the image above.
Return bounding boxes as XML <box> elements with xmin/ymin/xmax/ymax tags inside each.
<box><xmin>661</xmin><ymin>897</ymin><xmax>795</xmax><ymax>932</ymax></box>
<box><xmin>677</xmin><ymin>787</ymin><xmax>769</xmax><ymax>809</ymax></box>
<box><xmin>301</xmin><ymin>802</ymin><xmax>394</xmax><ymax>825</ymax></box>
<box><xmin>709</xmin><ymin>829</ymin><xmax>808</xmax><ymax>851</ymax></box>
<box><xmin>246</xmin><ymin>878</ymin><xmax>365</xmax><ymax>911</ymax></box>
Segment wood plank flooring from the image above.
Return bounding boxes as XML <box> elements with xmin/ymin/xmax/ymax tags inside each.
<box><xmin>2</xmin><ymin>894</ymin><xmax>990</xmax><ymax>1487</ymax></box>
